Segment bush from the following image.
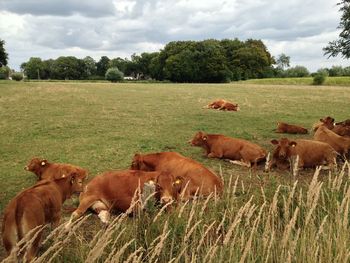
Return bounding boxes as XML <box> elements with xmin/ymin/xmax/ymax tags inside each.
<box><xmin>11</xmin><ymin>72</ymin><xmax>23</xmax><ymax>81</ymax></box>
<box><xmin>0</xmin><ymin>66</ymin><xmax>10</xmax><ymax>79</ymax></box>
<box><xmin>313</xmin><ymin>73</ymin><xmax>327</xmax><ymax>85</ymax></box>
<box><xmin>284</xmin><ymin>66</ymin><xmax>309</xmax><ymax>77</ymax></box>
<box><xmin>105</xmin><ymin>67</ymin><xmax>124</xmax><ymax>82</ymax></box>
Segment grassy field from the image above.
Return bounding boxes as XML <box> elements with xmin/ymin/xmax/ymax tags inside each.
<box><xmin>244</xmin><ymin>76</ymin><xmax>350</xmax><ymax>86</ymax></box>
<box><xmin>0</xmin><ymin>81</ymin><xmax>350</xmax><ymax>262</ymax></box>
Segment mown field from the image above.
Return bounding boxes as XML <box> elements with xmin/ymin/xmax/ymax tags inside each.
<box><xmin>0</xmin><ymin>81</ymin><xmax>350</xmax><ymax>262</ymax></box>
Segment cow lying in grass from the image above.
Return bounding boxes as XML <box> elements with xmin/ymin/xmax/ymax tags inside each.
<box><xmin>190</xmin><ymin>131</ymin><xmax>267</xmax><ymax>168</ymax></box>
<box><xmin>206</xmin><ymin>99</ymin><xmax>240</xmax><ymax>111</ymax></box>
<box><xmin>25</xmin><ymin>157</ymin><xmax>88</xmax><ymax>181</ymax></box>
<box><xmin>275</xmin><ymin>122</ymin><xmax>308</xmax><ymax>134</ymax></box>
<box><xmin>314</xmin><ymin>125</ymin><xmax>350</xmax><ymax>156</ymax></box>
<box><xmin>313</xmin><ymin>116</ymin><xmax>350</xmax><ymax>137</ymax></box>
<box><xmin>130</xmin><ymin>152</ymin><xmax>223</xmax><ymax>200</ymax></box>
<box><xmin>266</xmin><ymin>138</ymin><xmax>337</xmax><ymax>174</ymax></box>
<box><xmin>2</xmin><ymin>172</ymin><xmax>86</xmax><ymax>261</ymax></box>
<box><xmin>65</xmin><ymin>170</ymin><xmax>180</xmax><ymax>226</ymax></box>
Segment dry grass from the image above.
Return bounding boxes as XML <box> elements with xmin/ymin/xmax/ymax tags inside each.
<box><xmin>2</xmin><ymin>163</ymin><xmax>350</xmax><ymax>262</ymax></box>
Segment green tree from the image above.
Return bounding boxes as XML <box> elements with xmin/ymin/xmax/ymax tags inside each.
<box><xmin>109</xmin><ymin>57</ymin><xmax>127</xmax><ymax>73</ymax></box>
<box><xmin>51</xmin><ymin>56</ymin><xmax>83</xmax><ymax>80</ymax></box>
<box><xmin>96</xmin><ymin>56</ymin><xmax>110</xmax><ymax>76</ymax></box>
<box><xmin>284</xmin><ymin>66</ymin><xmax>309</xmax><ymax>77</ymax></box>
<box><xmin>0</xmin><ymin>39</ymin><xmax>8</xmax><ymax>66</ymax></box>
<box><xmin>328</xmin><ymin>65</ymin><xmax>344</xmax><ymax>76</ymax></box>
<box><xmin>324</xmin><ymin>0</ymin><xmax>350</xmax><ymax>58</ymax></box>
<box><xmin>276</xmin><ymin>53</ymin><xmax>290</xmax><ymax>70</ymax></box>
<box><xmin>83</xmin><ymin>56</ymin><xmax>97</xmax><ymax>77</ymax></box>
<box><xmin>105</xmin><ymin>67</ymin><xmax>124</xmax><ymax>82</ymax></box>
<box><xmin>22</xmin><ymin>57</ymin><xmax>44</xmax><ymax>79</ymax></box>
<box><xmin>0</xmin><ymin>66</ymin><xmax>10</xmax><ymax>79</ymax></box>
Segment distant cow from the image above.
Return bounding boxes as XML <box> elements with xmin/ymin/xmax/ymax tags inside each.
<box><xmin>267</xmin><ymin>138</ymin><xmax>337</xmax><ymax>171</ymax></box>
<box><xmin>275</xmin><ymin>122</ymin><xmax>308</xmax><ymax>134</ymax></box>
<box><xmin>65</xmin><ymin>170</ymin><xmax>181</xmax><ymax>226</ymax></box>
<box><xmin>314</xmin><ymin>125</ymin><xmax>350</xmax><ymax>156</ymax></box>
<box><xmin>2</xmin><ymin>172</ymin><xmax>87</xmax><ymax>261</ymax></box>
<box><xmin>130</xmin><ymin>152</ymin><xmax>223</xmax><ymax>200</ymax></box>
<box><xmin>190</xmin><ymin>131</ymin><xmax>267</xmax><ymax>168</ymax></box>
<box><xmin>206</xmin><ymin>99</ymin><xmax>240</xmax><ymax>111</ymax></box>
<box><xmin>25</xmin><ymin>157</ymin><xmax>88</xmax><ymax>181</ymax></box>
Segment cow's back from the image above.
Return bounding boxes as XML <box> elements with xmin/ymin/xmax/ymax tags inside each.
<box><xmin>154</xmin><ymin>152</ymin><xmax>223</xmax><ymax>194</ymax></box>
<box><xmin>314</xmin><ymin>126</ymin><xmax>350</xmax><ymax>154</ymax></box>
<box><xmin>294</xmin><ymin>139</ymin><xmax>336</xmax><ymax>167</ymax></box>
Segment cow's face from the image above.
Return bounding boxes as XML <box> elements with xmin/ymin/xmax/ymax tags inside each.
<box><xmin>131</xmin><ymin>154</ymin><xmax>152</xmax><ymax>171</ymax></box>
<box><xmin>25</xmin><ymin>157</ymin><xmax>48</xmax><ymax>173</ymax></box>
<box><xmin>271</xmin><ymin>138</ymin><xmax>297</xmax><ymax>160</ymax></box>
<box><xmin>155</xmin><ymin>172</ymin><xmax>183</xmax><ymax>204</ymax></box>
<box><xmin>320</xmin><ymin>116</ymin><xmax>335</xmax><ymax>129</ymax></box>
<box><xmin>68</xmin><ymin>171</ymin><xmax>87</xmax><ymax>193</ymax></box>
<box><xmin>190</xmin><ymin>131</ymin><xmax>207</xmax><ymax>146</ymax></box>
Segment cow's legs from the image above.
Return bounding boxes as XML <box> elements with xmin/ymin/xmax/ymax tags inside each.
<box><xmin>65</xmin><ymin>196</ymin><xmax>100</xmax><ymax>229</ymax></box>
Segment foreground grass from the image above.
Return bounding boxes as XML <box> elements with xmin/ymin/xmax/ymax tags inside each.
<box><xmin>3</xmin><ymin>164</ymin><xmax>350</xmax><ymax>262</ymax></box>
<box><xmin>0</xmin><ymin>81</ymin><xmax>350</xmax><ymax>261</ymax></box>
<box><xmin>244</xmin><ymin>76</ymin><xmax>350</xmax><ymax>86</ymax></box>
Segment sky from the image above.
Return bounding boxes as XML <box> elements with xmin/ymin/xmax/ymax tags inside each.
<box><xmin>0</xmin><ymin>0</ymin><xmax>348</xmax><ymax>72</ymax></box>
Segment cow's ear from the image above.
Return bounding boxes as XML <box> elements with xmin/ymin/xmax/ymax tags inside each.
<box><xmin>271</xmin><ymin>139</ymin><xmax>279</xmax><ymax>145</ymax></box>
<box><xmin>320</xmin><ymin>118</ymin><xmax>324</xmax><ymax>122</ymax></box>
<box><xmin>41</xmin><ymin>159</ymin><xmax>48</xmax><ymax>166</ymax></box>
<box><xmin>289</xmin><ymin>141</ymin><xmax>297</xmax><ymax>147</ymax></box>
<box><xmin>69</xmin><ymin>173</ymin><xmax>78</xmax><ymax>184</ymax></box>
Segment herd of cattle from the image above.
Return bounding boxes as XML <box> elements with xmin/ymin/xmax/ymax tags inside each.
<box><xmin>2</xmin><ymin>98</ymin><xmax>350</xmax><ymax>261</ymax></box>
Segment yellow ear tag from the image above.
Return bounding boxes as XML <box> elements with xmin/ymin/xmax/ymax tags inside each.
<box><xmin>41</xmin><ymin>161</ymin><xmax>46</xmax><ymax>166</ymax></box>
<box><xmin>175</xmin><ymin>179</ymin><xmax>181</xmax><ymax>184</ymax></box>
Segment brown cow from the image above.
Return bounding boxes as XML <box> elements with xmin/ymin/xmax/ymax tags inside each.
<box><xmin>336</xmin><ymin>119</ymin><xmax>350</xmax><ymax>126</ymax></box>
<box><xmin>190</xmin><ymin>131</ymin><xmax>267</xmax><ymax>168</ymax></box>
<box><xmin>267</xmin><ymin>138</ymin><xmax>337</xmax><ymax>171</ymax></box>
<box><xmin>275</xmin><ymin>122</ymin><xmax>308</xmax><ymax>134</ymax></box>
<box><xmin>130</xmin><ymin>152</ymin><xmax>223</xmax><ymax>200</ymax></box>
<box><xmin>206</xmin><ymin>99</ymin><xmax>240</xmax><ymax>111</ymax></box>
<box><xmin>314</xmin><ymin>125</ymin><xmax>350</xmax><ymax>156</ymax></box>
<box><xmin>25</xmin><ymin>157</ymin><xmax>88</xmax><ymax>181</ymax></box>
<box><xmin>2</xmin><ymin>172</ymin><xmax>87</xmax><ymax>261</ymax></box>
<box><xmin>313</xmin><ymin>116</ymin><xmax>334</xmax><ymax>131</ymax></box>
<box><xmin>332</xmin><ymin>125</ymin><xmax>350</xmax><ymax>137</ymax></box>
<box><xmin>65</xmin><ymin>170</ymin><xmax>182</xmax><ymax>226</ymax></box>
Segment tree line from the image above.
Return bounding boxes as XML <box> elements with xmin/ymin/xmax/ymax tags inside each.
<box><xmin>17</xmin><ymin>39</ymin><xmax>278</xmax><ymax>82</ymax></box>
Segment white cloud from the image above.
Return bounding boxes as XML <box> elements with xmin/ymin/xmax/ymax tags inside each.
<box><xmin>0</xmin><ymin>0</ymin><xmax>348</xmax><ymax>72</ymax></box>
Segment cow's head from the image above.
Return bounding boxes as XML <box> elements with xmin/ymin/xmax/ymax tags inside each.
<box><xmin>271</xmin><ymin>138</ymin><xmax>297</xmax><ymax>160</ymax></box>
<box><xmin>131</xmin><ymin>153</ymin><xmax>153</xmax><ymax>171</ymax></box>
<box><xmin>62</xmin><ymin>170</ymin><xmax>87</xmax><ymax>194</ymax></box>
<box><xmin>24</xmin><ymin>157</ymin><xmax>49</xmax><ymax>177</ymax></box>
<box><xmin>320</xmin><ymin>116</ymin><xmax>335</xmax><ymax>129</ymax></box>
<box><xmin>189</xmin><ymin>131</ymin><xmax>208</xmax><ymax>146</ymax></box>
<box><xmin>153</xmin><ymin>172</ymin><xmax>184</xmax><ymax>204</ymax></box>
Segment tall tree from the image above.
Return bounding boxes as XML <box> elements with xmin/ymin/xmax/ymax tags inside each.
<box><xmin>324</xmin><ymin>0</ymin><xmax>350</xmax><ymax>58</ymax></box>
<box><xmin>276</xmin><ymin>53</ymin><xmax>290</xmax><ymax>70</ymax></box>
<box><xmin>0</xmin><ymin>39</ymin><xmax>9</xmax><ymax>66</ymax></box>
<box><xmin>96</xmin><ymin>56</ymin><xmax>110</xmax><ymax>76</ymax></box>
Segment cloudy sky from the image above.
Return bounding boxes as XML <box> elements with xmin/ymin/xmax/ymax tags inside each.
<box><xmin>0</xmin><ymin>0</ymin><xmax>347</xmax><ymax>72</ymax></box>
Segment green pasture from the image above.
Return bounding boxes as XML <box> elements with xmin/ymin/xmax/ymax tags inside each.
<box><xmin>244</xmin><ymin>76</ymin><xmax>350</xmax><ymax>86</ymax></box>
<box><xmin>0</xmin><ymin>81</ymin><xmax>349</xmax><ymax>208</ymax></box>
<box><xmin>0</xmin><ymin>80</ymin><xmax>350</xmax><ymax>261</ymax></box>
